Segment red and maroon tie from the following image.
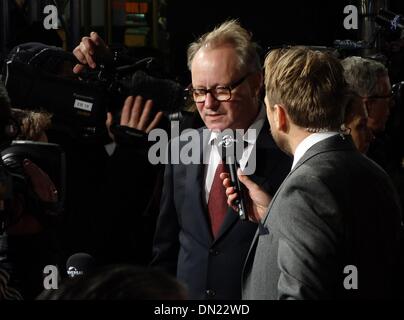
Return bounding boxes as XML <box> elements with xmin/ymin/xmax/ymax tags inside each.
<box><xmin>207</xmin><ymin>162</ymin><xmax>228</xmax><ymax>238</ymax></box>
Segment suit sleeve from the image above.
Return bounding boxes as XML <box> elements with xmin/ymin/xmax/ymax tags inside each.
<box><xmin>275</xmin><ymin>175</ymin><xmax>342</xmax><ymax>299</ymax></box>
<box><xmin>150</xmin><ymin>160</ymin><xmax>180</xmax><ymax>275</ymax></box>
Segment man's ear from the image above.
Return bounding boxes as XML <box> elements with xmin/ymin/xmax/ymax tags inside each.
<box><xmin>273</xmin><ymin>104</ymin><xmax>288</xmax><ymax>133</ymax></box>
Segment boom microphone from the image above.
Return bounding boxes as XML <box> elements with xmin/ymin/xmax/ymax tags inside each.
<box><xmin>66</xmin><ymin>253</ymin><xmax>95</xmax><ymax>278</ymax></box>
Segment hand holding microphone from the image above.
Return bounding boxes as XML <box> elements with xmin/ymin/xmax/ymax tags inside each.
<box><xmin>218</xmin><ymin>133</ymin><xmax>272</xmax><ymax>223</ymax></box>
<box><xmin>218</xmin><ymin>133</ymin><xmax>247</xmax><ymax>220</ymax></box>
<box><xmin>221</xmin><ymin>169</ymin><xmax>272</xmax><ymax>223</ymax></box>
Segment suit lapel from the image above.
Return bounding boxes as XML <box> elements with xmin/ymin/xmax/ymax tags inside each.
<box><xmin>182</xmin><ymin>128</ymin><xmax>217</xmax><ymax>243</ymax></box>
<box><xmin>184</xmin><ymin>161</ymin><xmax>214</xmax><ymax>243</ymax></box>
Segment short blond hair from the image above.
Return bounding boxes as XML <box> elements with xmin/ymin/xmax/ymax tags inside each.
<box><xmin>187</xmin><ymin>19</ymin><xmax>261</xmax><ymax>74</ymax></box>
<box><xmin>264</xmin><ymin>47</ymin><xmax>348</xmax><ymax>131</ymax></box>
<box><xmin>11</xmin><ymin>108</ymin><xmax>52</xmax><ymax>141</ymax></box>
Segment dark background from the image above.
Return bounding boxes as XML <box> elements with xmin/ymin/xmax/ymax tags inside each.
<box><xmin>165</xmin><ymin>0</ymin><xmax>349</xmax><ymax>83</ymax></box>
<box><xmin>3</xmin><ymin>0</ymin><xmax>404</xmax><ymax>83</ymax></box>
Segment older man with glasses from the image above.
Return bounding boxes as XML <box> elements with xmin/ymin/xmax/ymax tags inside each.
<box><xmin>341</xmin><ymin>56</ymin><xmax>393</xmax><ymax>134</ymax></box>
<box><xmin>341</xmin><ymin>56</ymin><xmax>397</xmax><ymax>169</ymax></box>
<box><xmin>341</xmin><ymin>56</ymin><xmax>404</xmax><ymax>233</ymax></box>
<box><xmin>151</xmin><ymin>20</ymin><xmax>292</xmax><ymax>300</ymax></box>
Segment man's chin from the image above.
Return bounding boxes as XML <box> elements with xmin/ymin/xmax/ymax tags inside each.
<box><xmin>205</xmin><ymin>121</ymin><xmax>230</xmax><ymax>132</ymax></box>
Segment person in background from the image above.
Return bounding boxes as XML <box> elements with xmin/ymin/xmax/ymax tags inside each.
<box><xmin>72</xmin><ymin>32</ymin><xmax>166</xmax><ymax>266</ymax></box>
<box><xmin>341</xmin><ymin>56</ymin><xmax>392</xmax><ymax>135</ymax></box>
<box><xmin>341</xmin><ymin>56</ymin><xmax>404</xmax><ymax>225</ymax></box>
<box><xmin>343</xmin><ymin>94</ymin><xmax>374</xmax><ymax>154</ymax></box>
<box><xmin>0</xmin><ymin>81</ymin><xmax>60</xmax><ymax>299</ymax></box>
<box><xmin>10</xmin><ymin>108</ymin><xmax>52</xmax><ymax>142</ymax></box>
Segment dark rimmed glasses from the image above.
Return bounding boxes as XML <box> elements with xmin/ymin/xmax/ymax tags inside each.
<box><xmin>186</xmin><ymin>74</ymin><xmax>250</xmax><ymax>103</ymax></box>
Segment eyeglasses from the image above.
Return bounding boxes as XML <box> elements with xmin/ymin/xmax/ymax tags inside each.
<box><xmin>186</xmin><ymin>74</ymin><xmax>250</xmax><ymax>103</ymax></box>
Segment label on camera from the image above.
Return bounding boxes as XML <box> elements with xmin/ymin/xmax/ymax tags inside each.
<box><xmin>74</xmin><ymin>99</ymin><xmax>93</xmax><ymax>112</ymax></box>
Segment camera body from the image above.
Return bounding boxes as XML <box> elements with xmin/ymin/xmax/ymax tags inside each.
<box><xmin>1</xmin><ymin>42</ymin><xmax>186</xmax><ymax>144</ymax></box>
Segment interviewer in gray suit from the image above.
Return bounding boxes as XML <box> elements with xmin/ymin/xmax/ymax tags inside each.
<box><xmin>223</xmin><ymin>47</ymin><xmax>402</xmax><ymax>299</ymax></box>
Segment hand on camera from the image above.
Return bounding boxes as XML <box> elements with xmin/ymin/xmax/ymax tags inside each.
<box><xmin>220</xmin><ymin>169</ymin><xmax>271</xmax><ymax>223</ymax></box>
<box><xmin>73</xmin><ymin>31</ymin><xmax>112</xmax><ymax>74</ymax></box>
<box><xmin>106</xmin><ymin>95</ymin><xmax>164</xmax><ymax>141</ymax></box>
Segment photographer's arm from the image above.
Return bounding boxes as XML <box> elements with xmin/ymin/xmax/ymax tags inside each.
<box><xmin>72</xmin><ymin>32</ymin><xmax>112</xmax><ymax>74</ymax></box>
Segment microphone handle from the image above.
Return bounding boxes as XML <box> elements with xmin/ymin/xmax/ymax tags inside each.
<box><xmin>227</xmin><ymin>160</ymin><xmax>247</xmax><ymax>220</ymax></box>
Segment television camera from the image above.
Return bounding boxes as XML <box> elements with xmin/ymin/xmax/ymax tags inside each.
<box><xmin>1</xmin><ymin>42</ymin><xmax>188</xmax><ymax>144</ymax></box>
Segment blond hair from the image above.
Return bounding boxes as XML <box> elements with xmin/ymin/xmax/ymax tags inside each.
<box><xmin>264</xmin><ymin>47</ymin><xmax>348</xmax><ymax>131</ymax></box>
<box><xmin>187</xmin><ymin>19</ymin><xmax>261</xmax><ymax>74</ymax></box>
<box><xmin>11</xmin><ymin>108</ymin><xmax>52</xmax><ymax>141</ymax></box>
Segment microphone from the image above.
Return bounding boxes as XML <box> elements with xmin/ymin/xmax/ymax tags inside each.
<box><xmin>66</xmin><ymin>253</ymin><xmax>95</xmax><ymax>278</ymax></box>
<box><xmin>218</xmin><ymin>133</ymin><xmax>247</xmax><ymax>220</ymax></box>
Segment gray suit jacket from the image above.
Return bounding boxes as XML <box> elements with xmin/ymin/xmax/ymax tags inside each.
<box><xmin>243</xmin><ymin>134</ymin><xmax>402</xmax><ymax>299</ymax></box>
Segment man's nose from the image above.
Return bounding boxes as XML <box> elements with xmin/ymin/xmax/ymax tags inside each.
<box><xmin>204</xmin><ymin>92</ymin><xmax>219</xmax><ymax>109</ymax></box>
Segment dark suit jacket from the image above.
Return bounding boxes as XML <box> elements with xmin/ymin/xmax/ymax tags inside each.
<box><xmin>151</xmin><ymin>122</ymin><xmax>292</xmax><ymax>299</ymax></box>
<box><xmin>243</xmin><ymin>134</ymin><xmax>402</xmax><ymax>300</ymax></box>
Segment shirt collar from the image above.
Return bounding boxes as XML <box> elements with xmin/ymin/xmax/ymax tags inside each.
<box><xmin>292</xmin><ymin>131</ymin><xmax>339</xmax><ymax>170</ymax></box>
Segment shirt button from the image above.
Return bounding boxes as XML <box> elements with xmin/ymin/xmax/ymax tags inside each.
<box><xmin>206</xmin><ymin>289</ymin><xmax>216</xmax><ymax>297</ymax></box>
<box><xmin>209</xmin><ymin>249</ymin><xmax>220</xmax><ymax>256</ymax></box>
